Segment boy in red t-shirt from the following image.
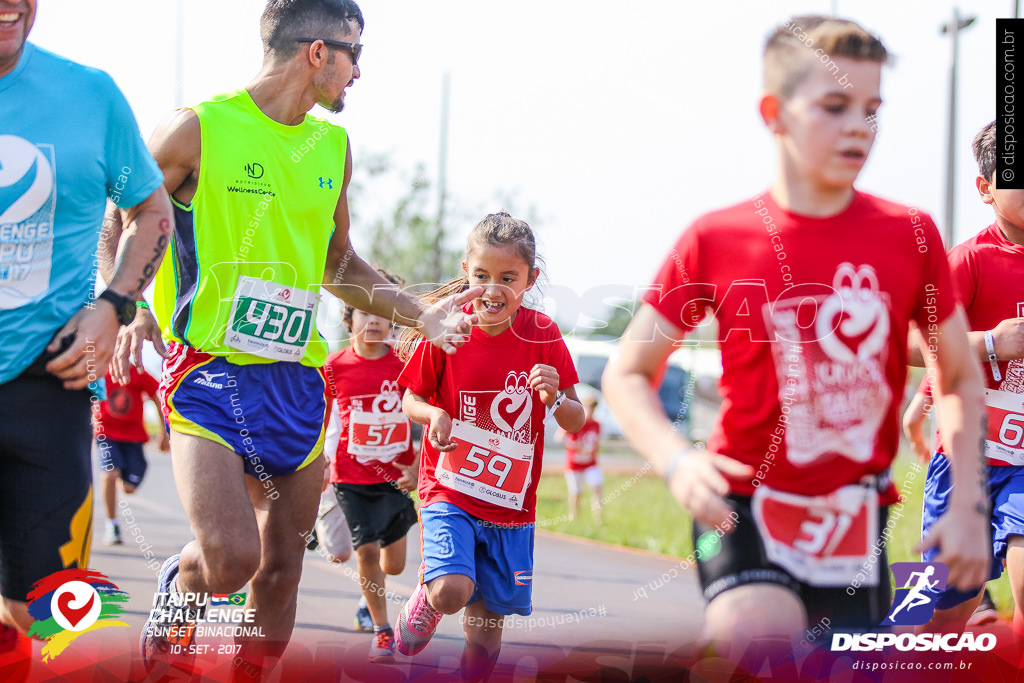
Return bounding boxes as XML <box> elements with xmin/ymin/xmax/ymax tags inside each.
<box><xmin>323</xmin><ymin>268</ymin><xmax>418</xmax><ymax>662</ymax></box>
<box><xmin>94</xmin><ymin>366</ymin><xmax>167</xmax><ymax>545</ymax></box>
<box><xmin>603</xmin><ymin>15</ymin><xmax>988</xmax><ymax>662</ymax></box>
<box><xmin>912</xmin><ymin>120</ymin><xmax>1024</xmax><ymax>634</ymax></box>
<box><xmin>903</xmin><ymin>376</ymin><xmax>1001</xmax><ymax>627</ymax></box>
<box><xmin>559</xmin><ymin>395</ymin><xmax>603</xmax><ymax>523</ymax></box>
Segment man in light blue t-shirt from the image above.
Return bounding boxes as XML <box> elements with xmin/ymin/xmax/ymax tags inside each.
<box><xmin>0</xmin><ymin>0</ymin><xmax>172</xmax><ymax>637</ymax></box>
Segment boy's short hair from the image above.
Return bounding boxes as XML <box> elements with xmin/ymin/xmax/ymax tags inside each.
<box><xmin>764</xmin><ymin>15</ymin><xmax>889</xmax><ymax>99</ymax></box>
<box><xmin>973</xmin><ymin>121</ymin><xmax>997</xmax><ymax>183</ymax></box>
<box><xmin>343</xmin><ymin>266</ymin><xmax>405</xmax><ymax>332</ymax></box>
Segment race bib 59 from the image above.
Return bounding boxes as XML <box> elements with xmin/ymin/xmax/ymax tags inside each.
<box><xmin>436</xmin><ymin>420</ymin><xmax>533</xmax><ymax>510</ymax></box>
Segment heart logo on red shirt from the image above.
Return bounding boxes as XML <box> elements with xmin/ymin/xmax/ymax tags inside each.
<box><xmin>491</xmin><ymin>372</ymin><xmax>532</xmax><ymax>433</ymax></box>
<box><xmin>373</xmin><ymin>380</ymin><xmax>401</xmax><ymax>412</ymax></box>
<box><xmin>817</xmin><ymin>263</ymin><xmax>889</xmax><ymax>364</ymax></box>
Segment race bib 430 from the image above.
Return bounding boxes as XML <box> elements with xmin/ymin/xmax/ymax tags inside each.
<box><xmin>225</xmin><ymin>276</ymin><xmax>317</xmax><ymax>361</ymax></box>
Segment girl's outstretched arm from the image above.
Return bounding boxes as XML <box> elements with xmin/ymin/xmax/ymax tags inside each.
<box><xmin>403</xmin><ymin>389</ymin><xmax>456</xmax><ymax>452</ymax></box>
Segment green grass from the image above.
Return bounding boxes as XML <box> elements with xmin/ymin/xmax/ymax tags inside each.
<box><xmin>535</xmin><ymin>466</ymin><xmax>696</xmax><ymax>556</ymax></box>
<box><xmin>534</xmin><ymin>453</ymin><xmax>1013</xmax><ymax>618</ymax></box>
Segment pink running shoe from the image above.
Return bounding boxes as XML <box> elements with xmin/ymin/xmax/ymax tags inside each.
<box><xmin>395</xmin><ymin>583</ymin><xmax>443</xmax><ymax>656</ymax></box>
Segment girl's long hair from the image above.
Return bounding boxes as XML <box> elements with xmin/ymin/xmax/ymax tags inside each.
<box><xmin>396</xmin><ymin>211</ymin><xmax>538</xmax><ymax>360</ymax></box>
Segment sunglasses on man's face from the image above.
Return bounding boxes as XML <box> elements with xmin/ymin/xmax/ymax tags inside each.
<box><xmin>296</xmin><ymin>38</ymin><xmax>362</xmax><ymax>65</ymax></box>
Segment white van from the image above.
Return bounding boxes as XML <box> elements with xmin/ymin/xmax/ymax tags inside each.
<box><xmin>562</xmin><ymin>336</ymin><xmax>722</xmax><ymax>442</ymax></box>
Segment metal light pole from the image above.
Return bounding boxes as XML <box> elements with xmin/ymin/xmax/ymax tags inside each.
<box><xmin>941</xmin><ymin>9</ymin><xmax>976</xmax><ymax>248</ymax></box>
<box><xmin>432</xmin><ymin>73</ymin><xmax>451</xmax><ymax>283</ymax></box>
<box><xmin>174</xmin><ymin>0</ymin><xmax>185</xmax><ymax>107</ymax></box>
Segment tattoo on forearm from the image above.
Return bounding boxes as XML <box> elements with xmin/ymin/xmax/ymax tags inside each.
<box><xmin>132</xmin><ymin>231</ymin><xmax>169</xmax><ymax>297</ymax></box>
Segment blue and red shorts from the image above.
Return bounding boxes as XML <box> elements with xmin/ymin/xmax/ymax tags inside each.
<box><xmin>418</xmin><ymin>502</ymin><xmax>534</xmax><ymax>616</ymax></box>
<box><xmin>160</xmin><ymin>342</ymin><xmax>327</xmax><ymax>477</ymax></box>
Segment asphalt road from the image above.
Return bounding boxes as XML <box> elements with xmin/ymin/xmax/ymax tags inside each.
<box><xmin>13</xmin><ymin>444</ymin><xmax>705</xmax><ymax>682</ymax></box>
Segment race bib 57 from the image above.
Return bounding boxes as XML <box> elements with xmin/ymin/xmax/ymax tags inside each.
<box><xmin>348</xmin><ymin>410</ymin><xmax>411</xmax><ymax>463</ymax></box>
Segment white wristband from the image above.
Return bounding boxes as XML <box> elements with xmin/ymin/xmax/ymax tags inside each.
<box><xmin>545</xmin><ymin>391</ymin><xmax>566</xmax><ymax>421</ymax></box>
<box><xmin>985</xmin><ymin>330</ymin><xmax>1002</xmax><ymax>382</ymax></box>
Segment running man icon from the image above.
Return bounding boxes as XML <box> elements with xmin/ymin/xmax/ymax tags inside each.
<box><xmin>888</xmin><ymin>566</ymin><xmax>938</xmax><ymax>620</ymax></box>
<box><xmin>883</xmin><ymin>562</ymin><xmax>950</xmax><ymax>626</ymax></box>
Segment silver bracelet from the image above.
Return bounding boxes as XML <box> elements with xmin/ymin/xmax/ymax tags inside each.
<box><xmin>985</xmin><ymin>330</ymin><xmax>1002</xmax><ymax>382</ymax></box>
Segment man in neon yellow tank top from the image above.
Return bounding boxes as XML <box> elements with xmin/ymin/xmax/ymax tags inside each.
<box><xmin>100</xmin><ymin>1</ymin><xmax>480</xmax><ymax>677</ymax></box>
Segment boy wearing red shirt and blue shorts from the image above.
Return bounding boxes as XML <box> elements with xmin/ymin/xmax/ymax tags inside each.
<box><xmin>917</xmin><ymin>120</ymin><xmax>1024</xmax><ymax>634</ymax></box>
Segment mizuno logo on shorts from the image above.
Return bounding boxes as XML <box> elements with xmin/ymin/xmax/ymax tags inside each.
<box><xmin>193</xmin><ymin>370</ymin><xmax>225</xmax><ymax>389</ymax></box>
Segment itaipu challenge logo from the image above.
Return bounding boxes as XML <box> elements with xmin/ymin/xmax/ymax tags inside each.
<box><xmin>26</xmin><ymin>569</ymin><xmax>129</xmax><ymax>660</ymax></box>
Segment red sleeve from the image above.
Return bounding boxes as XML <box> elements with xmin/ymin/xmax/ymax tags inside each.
<box><xmin>547</xmin><ymin>334</ymin><xmax>579</xmax><ymax>390</ymax></box>
<box><xmin>323</xmin><ymin>352</ymin><xmax>342</xmax><ymax>400</ymax></box>
<box><xmin>398</xmin><ymin>339</ymin><xmax>444</xmax><ymax>399</ymax></box>
<box><xmin>912</xmin><ymin>217</ymin><xmax>957</xmax><ymax>329</ymax></box>
<box><xmin>138</xmin><ymin>369</ymin><xmax>159</xmax><ymax>398</ymax></box>
<box><xmin>946</xmin><ymin>244</ymin><xmax>978</xmax><ymax>312</ymax></box>
<box><xmin>642</xmin><ymin>221</ymin><xmax>714</xmax><ymax>332</ymax></box>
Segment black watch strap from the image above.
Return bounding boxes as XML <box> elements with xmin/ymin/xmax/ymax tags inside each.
<box><xmin>98</xmin><ymin>289</ymin><xmax>137</xmax><ymax>326</ymax></box>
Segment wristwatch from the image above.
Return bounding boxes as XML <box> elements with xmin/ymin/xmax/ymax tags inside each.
<box><xmin>98</xmin><ymin>289</ymin><xmax>137</xmax><ymax>326</ymax></box>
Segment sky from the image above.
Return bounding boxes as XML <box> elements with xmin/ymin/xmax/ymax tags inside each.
<box><xmin>26</xmin><ymin>0</ymin><xmax>1014</xmax><ymax>332</ymax></box>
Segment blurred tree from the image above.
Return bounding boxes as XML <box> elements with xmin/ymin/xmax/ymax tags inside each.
<box><xmin>597</xmin><ymin>297</ymin><xmax>636</xmax><ymax>339</ymax></box>
<box><xmin>348</xmin><ymin>155</ymin><xmax>542</xmax><ymax>293</ymax></box>
<box><xmin>348</xmin><ymin>156</ymin><xmax>462</xmax><ymax>290</ymax></box>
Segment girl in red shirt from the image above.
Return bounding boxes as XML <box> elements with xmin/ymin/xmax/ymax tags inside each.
<box><xmin>394</xmin><ymin>212</ymin><xmax>585</xmax><ymax>678</ymax></box>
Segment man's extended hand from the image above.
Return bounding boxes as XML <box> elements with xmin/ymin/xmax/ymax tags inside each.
<box><xmin>419</xmin><ymin>286</ymin><xmax>483</xmax><ymax>354</ymax></box>
<box><xmin>111</xmin><ymin>307</ymin><xmax>166</xmax><ymax>385</ymax></box>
